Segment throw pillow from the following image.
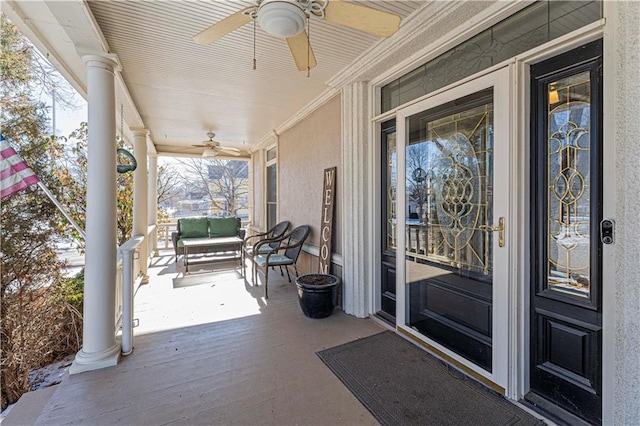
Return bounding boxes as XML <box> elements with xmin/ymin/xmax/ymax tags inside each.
<box><xmin>209</xmin><ymin>217</ymin><xmax>238</xmax><ymax>238</ymax></box>
<box><xmin>180</xmin><ymin>217</ymin><xmax>209</xmax><ymax>238</ymax></box>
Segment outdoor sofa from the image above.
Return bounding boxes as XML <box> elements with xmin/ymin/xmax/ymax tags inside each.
<box><xmin>171</xmin><ymin>216</ymin><xmax>245</xmax><ymax>261</ymax></box>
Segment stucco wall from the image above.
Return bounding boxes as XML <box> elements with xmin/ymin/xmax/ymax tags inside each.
<box><xmin>611</xmin><ymin>1</ymin><xmax>640</xmax><ymax>423</ymax></box>
<box><xmin>277</xmin><ymin>94</ymin><xmax>342</xmax><ymax>264</ymax></box>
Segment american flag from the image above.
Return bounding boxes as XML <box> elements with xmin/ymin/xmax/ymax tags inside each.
<box><xmin>1</xmin><ymin>135</ymin><xmax>40</xmax><ymax>200</ymax></box>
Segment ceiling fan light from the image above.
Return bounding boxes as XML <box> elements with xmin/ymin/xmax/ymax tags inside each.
<box><xmin>202</xmin><ymin>148</ymin><xmax>217</xmax><ymax>158</ymax></box>
<box><xmin>257</xmin><ymin>1</ymin><xmax>306</xmax><ymax>39</ymax></box>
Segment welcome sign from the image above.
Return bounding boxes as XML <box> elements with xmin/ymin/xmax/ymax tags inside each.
<box><xmin>319</xmin><ymin>167</ymin><xmax>337</xmax><ymax>274</ymax></box>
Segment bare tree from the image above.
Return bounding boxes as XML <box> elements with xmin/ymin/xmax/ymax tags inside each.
<box><xmin>157</xmin><ymin>164</ymin><xmax>182</xmax><ymax>206</ymax></box>
<box><xmin>177</xmin><ymin>158</ymin><xmax>249</xmax><ymax>216</ymax></box>
<box><xmin>406</xmin><ymin>142</ymin><xmax>430</xmax><ymax>216</ymax></box>
<box><xmin>23</xmin><ymin>37</ymin><xmax>79</xmax><ymax>118</ymax></box>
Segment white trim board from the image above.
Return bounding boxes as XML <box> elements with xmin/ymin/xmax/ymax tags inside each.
<box><xmin>302</xmin><ymin>243</ymin><xmax>343</xmax><ymax>267</ymax></box>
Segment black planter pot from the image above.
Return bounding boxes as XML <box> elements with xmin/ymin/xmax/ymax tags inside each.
<box><xmin>295</xmin><ymin>274</ymin><xmax>340</xmax><ymax>319</ymax></box>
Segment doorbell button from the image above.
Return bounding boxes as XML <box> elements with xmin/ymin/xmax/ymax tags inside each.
<box><xmin>600</xmin><ymin>219</ymin><xmax>615</xmax><ymax>244</ymax></box>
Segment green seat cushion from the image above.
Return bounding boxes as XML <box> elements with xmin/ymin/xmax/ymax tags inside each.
<box><xmin>179</xmin><ymin>217</ymin><xmax>209</xmax><ymax>238</ymax></box>
<box><xmin>254</xmin><ymin>254</ymin><xmax>293</xmax><ymax>267</ymax></box>
<box><xmin>209</xmin><ymin>217</ymin><xmax>238</xmax><ymax>238</ymax></box>
<box><xmin>243</xmin><ymin>245</ymin><xmax>274</xmax><ymax>256</ymax></box>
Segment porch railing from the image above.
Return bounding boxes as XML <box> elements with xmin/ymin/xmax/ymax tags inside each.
<box><xmin>115</xmin><ymin>257</ymin><xmax>124</xmax><ymax>338</ymax></box>
<box><xmin>147</xmin><ymin>224</ymin><xmax>157</xmax><ymax>256</ymax></box>
<box><xmin>116</xmin><ymin>235</ymin><xmax>145</xmax><ymax>355</ymax></box>
<box><xmin>156</xmin><ymin>221</ymin><xmax>177</xmax><ymax>253</ymax></box>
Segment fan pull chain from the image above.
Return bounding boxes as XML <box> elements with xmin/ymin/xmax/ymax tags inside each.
<box><xmin>306</xmin><ymin>15</ymin><xmax>310</xmax><ymax>78</ymax></box>
<box><xmin>253</xmin><ymin>19</ymin><xmax>257</xmax><ymax>70</ymax></box>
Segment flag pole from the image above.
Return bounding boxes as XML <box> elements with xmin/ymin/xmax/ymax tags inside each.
<box><xmin>37</xmin><ymin>181</ymin><xmax>86</xmax><ymax>240</ymax></box>
<box><xmin>1</xmin><ymin>135</ymin><xmax>86</xmax><ymax>240</ymax></box>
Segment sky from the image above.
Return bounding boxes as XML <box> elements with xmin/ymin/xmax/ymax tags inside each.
<box><xmin>40</xmin><ymin>82</ymin><xmax>175</xmax><ymax>169</ymax></box>
<box><xmin>55</xmin><ymin>100</ymin><xmax>87</xmax><ymax>138</ymax></box>
<box><xmin>40</xmin><ymin>89</ymin><xmax>87</xmax><ymax>138</ymax></box>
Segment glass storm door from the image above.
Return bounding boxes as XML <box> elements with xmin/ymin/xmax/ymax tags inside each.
<box><xmin>397</xmin><ymin>69</ymin><xmax>510</xmax><ymax>387</ymax></box>
<box><xmin>526</xmin><ymin>41</ymin><xmax>602</xmax><ymax>425</ymax></box>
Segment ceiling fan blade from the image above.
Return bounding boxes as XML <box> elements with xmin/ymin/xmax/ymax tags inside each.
<box><xmin>193</xmin><ymin>10</ymin><xmax>252</xmax><ymax>45</ymax></box>
<box><xmin>324</xmin><ymin>1</ymin><xmax>401</xmax><ymax>38</ymax></box>
<box><xmin>286</xmin><ymin>31</ymin><xmax>317</xmax><ymax>71</ymax></box>
<box><xmin>220</xmin><ymin>148</ymin><xmax>242</xmax><ymax>157</ymax></box>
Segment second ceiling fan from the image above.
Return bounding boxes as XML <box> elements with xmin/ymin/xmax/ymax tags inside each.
<box><xmin>193</xmin><ymin>0</ymin><xmax>402</xmax><ymax>72</ymax></box>
<box><xmin>194</xmin><ymin>132</ymin><xmax>242</xmax><ymax>158</ymax></box>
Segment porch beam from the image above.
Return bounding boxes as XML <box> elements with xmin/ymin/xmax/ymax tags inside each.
<box><xmin>131</xmin><ymin>127</ymin><xmax>149</xmax><ymax>282</ymax></box>
<box><xmin>70</xmin><ymin>53</ymin><xmax>121</xmax><ymax>374</ymax></box>
<box><xmin>341</xmin><ymin>81</ymin><xmax>369</xmax><ymax>318</ymax></box>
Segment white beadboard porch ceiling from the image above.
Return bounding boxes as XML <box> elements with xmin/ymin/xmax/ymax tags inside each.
<box><xmin>85</xmin><ymin>1</ymin><xmax>424</xmax><ymax>156</ymax></box>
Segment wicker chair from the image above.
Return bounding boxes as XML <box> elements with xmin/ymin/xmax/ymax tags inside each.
<box><xmin>242</xmin><ymin>220</ymin><xmax>290</xmax><ymax>280</ymax></box>
<box><xmin>253</xmin><ymin>225</ymin><xmax>310</xmax><ymax>299</ymax></box>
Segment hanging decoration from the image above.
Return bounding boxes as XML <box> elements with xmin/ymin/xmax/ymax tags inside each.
<box><xmin>117</xmin><ymin>148</ymin><xmax>137</xmax><ymax>174</ymax></box>
<box><xmin>116</xmin><ymin>103</ymin><xmax>137</xmax><ymax>174</ymax></box>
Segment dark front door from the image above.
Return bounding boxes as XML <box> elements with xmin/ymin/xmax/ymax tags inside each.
<box><xmin>379</xmin><ymin>119</ymin><xmax>397</xmax><ymax>322</ymax></box>
<box><xmin>527</xmin><ymin>40</ymin><xmax>603</xmax><ymax>425</ymax></box>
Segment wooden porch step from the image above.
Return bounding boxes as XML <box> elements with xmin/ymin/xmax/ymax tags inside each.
<box><xmin>3</xmin><ymin>386</ymin><xmax>56</xmax><ymax>425</ymax></box>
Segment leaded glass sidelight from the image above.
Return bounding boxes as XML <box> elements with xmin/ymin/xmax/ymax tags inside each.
<box><xmin>386</xmin><ymin>132</ymin><xmax>397</xmax><ymax>251</ymax></box>
<box><xmin>546</xmin><ymin>71</ymin><xmax>592</xmax><ymax>298</ymax></box>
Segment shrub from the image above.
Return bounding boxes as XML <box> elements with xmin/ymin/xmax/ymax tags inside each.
<box><xmin>0</xmin><ymin>270</ymin><xmax>83</xmax><ymax>410</ymax></box>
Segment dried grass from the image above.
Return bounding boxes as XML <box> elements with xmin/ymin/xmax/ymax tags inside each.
<box><xmin>1</xmin><ymin>282</ymin><xmax>82</xmax><ymax>410</ymax></box>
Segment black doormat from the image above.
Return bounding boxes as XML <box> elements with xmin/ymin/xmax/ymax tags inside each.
<box><xmin>317</xmin><ymin>331</ymin><xmax>545</xmax><ymax>426</ymax></box>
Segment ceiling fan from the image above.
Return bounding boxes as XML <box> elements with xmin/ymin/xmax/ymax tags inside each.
<box><xmin>193</xmin><ymin>0</ymin><xmax>402</xmax><ymax>72</ymax></box>
<box><xmin>193</xmin><ymin>132</ymin><xmax>242</xmax><ymax>158</ymax></box>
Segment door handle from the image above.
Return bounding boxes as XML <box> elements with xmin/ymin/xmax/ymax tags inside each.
<box><xmin>481</xmin><ymin>217</ymin><xmax>505</xmax><ymax>247</ymax></box>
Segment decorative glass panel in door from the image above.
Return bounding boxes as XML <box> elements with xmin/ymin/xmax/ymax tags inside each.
<box><xmin>405</xmin><ymin>89</ymin><xmax>495</xmax><ymax>371</ymax></box>
<box><xmin>546</xmin><ymin>71</ymin><xmax>592</xmax><ymax>298</ymax></box>
<box><xmin>385</xmin><ymin>130</ymin><xmax>397</xmax><ymax>254</ymax></box>
<box><xmin>379</xmin><ymin>121</ymin><xmax>397</xmax><ymax>321</ymax></box>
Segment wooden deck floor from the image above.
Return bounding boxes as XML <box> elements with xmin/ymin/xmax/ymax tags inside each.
<box><xmin>33</xmin><ymin>252</ymin><xmax>385</xmax><ymax>425</ymax></box>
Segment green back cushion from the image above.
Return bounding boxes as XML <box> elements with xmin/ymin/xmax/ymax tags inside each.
<box><xmin>179</xmin><ymin>217</ymin><xmax>209</xmax><ymax>238</ymax></box>
<box><xmin>209</xmin><ymin>217</ymin><xmax>238</xmax><ymax>237</ymax></box>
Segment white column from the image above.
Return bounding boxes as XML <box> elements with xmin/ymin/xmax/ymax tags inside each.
<box><xmin>341</xmin><ymin>81</ymin><xmax>369</xmax><ymax>318</ymax></box>
<box><xmin>131</xmin><ymin>128</ymin><xmax>149</xmax><ymax>281</ymax></box>
<box><xmin>148</xmin><ymin>155</ymin><xmax>158</xmax><ymax>256</ymax></box>
<box><xmin>70</xmin><ymin>54</ymin><xmax>121</xmax><ymax>374</ymax></box>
